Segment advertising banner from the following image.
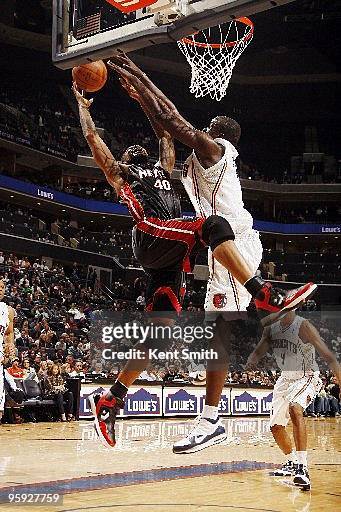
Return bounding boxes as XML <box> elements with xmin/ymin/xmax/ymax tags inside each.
<box><xmin>163</xmin><ymin>387</ymin><xmax>200</xmax><ymax>416</ymax></box>
<box><xmin>231</xmin><ymin>388</ymin><xmax>272</xmax><ymax>416</ymax></box>
<box><xmin>79</xmin><ymin>384</ymin><xmax>163</xmax><ymax>419</ymax></box>
<box><xmin>1</xmin><ymin>175</ymin><xmax>340</xmax><ymax>234</ymax></box>
<box><xmin>80</xmin><ymin>384</ymin><xmax>272</xmax><ymax>419</ymax></box>
<box><xmin>163</xmin><ymin>387</ymin><xmax>231</xmax><ymax>416</ymax></box>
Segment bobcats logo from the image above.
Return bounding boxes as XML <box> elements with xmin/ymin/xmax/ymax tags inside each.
<box><xmin>182</xmin><ymin>163</ymin><xmax>189</xmax><ymax>178</ymax></box>
<box><xmin>213</xmin><ymin>293</ymin><xmax>227</xmax><ymax>309</ymax></box>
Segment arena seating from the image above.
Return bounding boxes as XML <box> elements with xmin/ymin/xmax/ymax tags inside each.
<box><xmin>1</xmin><ymin>75</ymin><xmax>340</xmax><ymax>183</ymax></box>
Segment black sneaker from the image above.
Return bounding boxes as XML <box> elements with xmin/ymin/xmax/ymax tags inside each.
<box><xmin>270</xmin><ymin>460</ymin><xmax>296</xmax><ymax>477</ymax></box>
<box><xmin>89</xmin><ymin>393</ymin><xmax>124</xmax><ymax>448</ymax></box>
<box><xmin>293</xmin><ymin>464</ymin><xmax>311</xmax><ymax>490</ymax></box>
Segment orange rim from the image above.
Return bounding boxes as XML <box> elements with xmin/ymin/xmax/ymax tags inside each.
<box><xmin>180</xmin><ymin>17</ymin><xmax>254</xmax><ymax>49</ymax></box>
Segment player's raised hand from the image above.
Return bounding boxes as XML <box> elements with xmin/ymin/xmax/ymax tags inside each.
<box><xmin>72</xmin><ymin>82</ymin><xmax>93</xmax><ymax>109</ymax></box>
<box><xmin>119</xmin><ymin>78</ymin><xmax>140</xmax><ymax>102</ymax></box>
<box><xmin>108</xmin><ymin>51</ymin><xmax>144</xmax><ymax>78</ymax></box>
<box><xmin>108</xmin><ymin>61</ymin><xmax>140</xmax><ymax>87</ymax></box>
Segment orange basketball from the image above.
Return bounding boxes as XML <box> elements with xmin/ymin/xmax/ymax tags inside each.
<box><xmin>72</xmin><ymin>60</ymin><xmax>107</xmax><ymax>93</ymax></box>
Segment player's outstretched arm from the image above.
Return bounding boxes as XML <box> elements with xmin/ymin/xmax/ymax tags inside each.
<box><xmin>115</xmin><ymin>77</ymin><xmax>176</xmax><ymax>174</ymax></box>
<box><xmin>109</xmin><ymin>53</ymin><xmax>180</xmax><ymax>113</ymax></box>
<box><xmin>299</xmin><ymin>320</ymin><xmax>341</xmax><ymax>387</ymax></box>
<box><xmin>110</xmin><ymin>64</ymin><xmax>222</xmax><ymax>165</ymax></box>
<box><xmin>108</xmin><ymin>59</ymin><xmax>176</xmax><ymax>174</ymax></box>
<box><xmin>72</xmin><ymin>83</ymin><xmax>127</xmax><ymax>194</ymax></box>
<box><xmin>245</xmin><ymin>327</ymin><xmax>271</xmax><ymax>369</ymax></box>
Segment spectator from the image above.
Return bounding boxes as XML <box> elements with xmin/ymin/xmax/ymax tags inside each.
<box><xmin>44</xmin><ymin>364</ymin><xmax>74</xmax><ymax>422</ymax></box>
<box><xmin>22</xmin><ymin>359</ymin><xmax>39</xmax><ymax>382</ymax></box>
<box><xmin>69</xmin><ymin>360</ymin><xmax>85</xmax><ymax>379</ymax></box>
<box><xmin>3</xmin><ymin>369</ymin><xmax>25</xmax><ymax>424</ymax></box>
<box><xmin>7</xmin><ymin>357</ymin><xmax>25</xmax><ymax>379</ymax></box>
<box><xmin>37</xmin><ymin>360</ymin><xmax>48</xmax><ymax>381</ymax></box>
<box><xmin>68</xmin><ymin>339</ymin><xmax>84</xmax><ymax>360</ymax></box>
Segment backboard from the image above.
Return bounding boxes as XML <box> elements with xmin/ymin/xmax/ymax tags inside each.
<box><xmin>53</xmin><ymin>0</ymin><xmax>295</xmax><ymax>69</ymax></box>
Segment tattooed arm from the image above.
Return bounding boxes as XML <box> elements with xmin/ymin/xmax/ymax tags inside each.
<box><xmin>72</xmin><ymin>83</ymin><xmax>128</xmax><ymax>194</ymax></box>
<box><xmin>109</xmin><ymin>64</ymin><xmax>222</xmax><ymax>168</ymax></box>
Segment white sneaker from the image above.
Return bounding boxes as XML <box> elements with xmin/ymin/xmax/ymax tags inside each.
<box><xmin>271</xmin><ymin>460</ymin><xmax>296</xmax><ymax>476</ymax></box>
<box><xmin>173</xmin><ymin>416</ymin><xmax>227</xmax><ymax>454</ymax></box>
<box><xmin>293</xmin><ymin>464</ymin><xmax>311</xmax><ymax>490</ymax></box>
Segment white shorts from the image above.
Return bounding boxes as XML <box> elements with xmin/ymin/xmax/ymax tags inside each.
<box><xmin>0</xmin><ymin>365</ymin><xmax>4</xmax><ymax>412</ymax></box>
<box><xmin>269</xmin><ymin>373</ymin><xmax>322</xmax><ymax>427</ymax></box>
<box><xmin>205</xmin><ymin>229</ymin><xmax>263</xmax><ymax>317</ymax></box>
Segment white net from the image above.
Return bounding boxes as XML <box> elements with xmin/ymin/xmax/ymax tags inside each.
<box><xmin>177</xmin><ymin>18</ymin><xmax>254</xmax><ymax>102</ymax></box>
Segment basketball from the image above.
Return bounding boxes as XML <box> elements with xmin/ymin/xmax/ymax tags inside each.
<box><xmin>72</xmin><ymin>60</ymin><xmax>107</xmax><ymax>92</ymax></box>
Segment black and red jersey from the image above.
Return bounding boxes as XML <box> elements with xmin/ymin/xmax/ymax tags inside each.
<box><xmin>120</xmin><ymin>163</ymin><xmax>181</xmax><ymax>222</ymax></box>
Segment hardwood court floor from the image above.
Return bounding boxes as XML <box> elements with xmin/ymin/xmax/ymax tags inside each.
<box><xmin>0</xmin><ymin>417</ymin><xmax>340</xmax><ymax>512</ymax></box>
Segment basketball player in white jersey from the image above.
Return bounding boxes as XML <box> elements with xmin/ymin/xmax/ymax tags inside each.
<box><xmin>246</xmin><ymin>310</ymin><xmax>340</xmax><ymax>490</ymax></box>
<box><xmin>0</xmin><ymin>280</ymin><xmax>15</xmax><ymax>423</ymax></box>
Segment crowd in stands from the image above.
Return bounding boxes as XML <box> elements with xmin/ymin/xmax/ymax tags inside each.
<box><xmin>1</xmin><ymin>200</ymin><xmax>341</xmax><ymax>284</ymax></box>
<box><xmin>261</xmin><ymin>247</ymin><xmax>341</xmax><ymax>285</ymax></box>
<box><xmin>0</xmin><ymin>251</ymin><xmax>340</xmax><ymax>424</ymax></box>
<box><xmin>1</xmin><ymin>75</ymin><xmax>340</xmax><ymax>183</ymax></box>
<box><xmin>0</xmin><ymin>85</ymin><xmax>81</xmax><ymax>161</ymax></box>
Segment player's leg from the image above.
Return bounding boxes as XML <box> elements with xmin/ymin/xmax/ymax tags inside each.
<box><xmin>290</xmin><ymin>403</ymin><xmax>307</xmax><ymax>455</ymax></box>
<box><xmin>173</xmin><ymin>316</ymin><xmax>229</xmax><ymax>453</ymax></box>
<box><xmin>90</xmin><ymin>348</ymin><xmax>151</xmax><ymax>447</ymax></box>
<box><xmin>288</xmin><ymin>376</ymin><xmax>322</xmax><ymax>489</ymax></box>
<box><xmin>269</xmin><ymin>378</ymin><xmax>298</xmax><ymax>476</ymax></box>
<box><xmin>270</xmin><ymin>424</ymin><xmax>293</xmax><ymax>455</ymax></box>
<box><xmin>289</xmin><ymin>403</ymin><xmax>311</xmax><ymax>489</ymax></box>
<box><xmin>90</xmin><ymin>246</ymin><xmax>185</xmax><ymax>447</ymax></box>
<box><xmin>200</xmin><ymin>215</ymin><xmax>317</xmax><ymax>323</ymax></box>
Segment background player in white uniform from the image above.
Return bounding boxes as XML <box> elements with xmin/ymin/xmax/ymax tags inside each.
<box><xmin>0</xmin><ymin>280</ymin><xmax>15</xmax><ymax>423</ymax></box>
<box><xmin>247</xmin><ymin>310</ymin><xmax>341</xmax><ymax>490</ymax></box>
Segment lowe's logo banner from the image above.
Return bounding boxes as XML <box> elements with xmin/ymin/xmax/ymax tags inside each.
<box><xmin>165</xmin><ymin>389</ymin><xmax>197</xmax><ymax>414</ymax></box>
<box><xmin>232</xmin><ymin>391</ymin><xmax>259</xmax><ymax>415</ymax></box>
<box><xmin>261</xmin><ymin>392</ymin><xmax>273</xmax><ymax>414</ymax></box>
<box><xmin>81</xmin><ymin>386</ymin><xmax>106</xmax><ymax>417</ymax></box>
<box><xmin>124</xmin><ymin>388</ymin><xmax>160</xmax><ymax>415</ymax></box>
<box><xmin>199</xmin><ymin>394</ymin><xmax>229</xmax><ymax>415</ymax></box>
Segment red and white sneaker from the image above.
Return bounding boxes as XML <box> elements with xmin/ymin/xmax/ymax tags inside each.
<box><xmin>89</xmin><ymin>393</ymin><xmax>124</xmax><ymax>448</ymax></box>
<box><xmin>254</xmin><ymin>282</ymin><xmax>317</xmax><ymax>325</ymax></box>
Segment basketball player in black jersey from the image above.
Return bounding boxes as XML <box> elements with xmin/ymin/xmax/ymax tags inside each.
<box><xmin>73</xmin><ymin>82</ymin><xmax>317</xmax><ymax>448</ymax></box>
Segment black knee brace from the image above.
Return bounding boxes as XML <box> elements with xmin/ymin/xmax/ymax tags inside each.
<box><xmin>202</xmin><ymin>215</ymin><xmax>235</xmax><ymax>251</ymax></box>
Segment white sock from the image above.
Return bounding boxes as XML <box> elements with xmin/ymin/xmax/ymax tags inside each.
<box><xmin>296</xmin><ymin>451</ymin><xmax>308</xmax><ymax>467</ymax></box>
<box><xmin>202</xmin><ymin>404</ymin><xmax>219</xmax><ymax>421</ymax></box>
<box><xmin>287</xmin><ymin>450</ymin><xmax>298</xmax><ymax>464</ymax></box>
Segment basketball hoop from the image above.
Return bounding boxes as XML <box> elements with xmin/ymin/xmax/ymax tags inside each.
<box><xmin>178</xmin><ymin>17</ymin><xmax>254</xmax><ymax>102</ymax></box>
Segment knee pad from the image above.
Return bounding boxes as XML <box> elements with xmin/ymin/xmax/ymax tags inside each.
<box><xmin>202</xmin><ymin>215</ymin><xmax>235</xmax><ymax>251</ymax></box>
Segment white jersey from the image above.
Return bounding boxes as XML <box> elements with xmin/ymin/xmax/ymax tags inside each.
<box><xmin>182</xmin><ymin>138</ymin><xmax>254</xmax><ymax>236</ymax></box>
<box><xmin>0</xmin><ymin>302</ymin><xmax>9</xmax><ymax>360</ymax></box>
<box><xmin>270</xmin><ymin>316</ymin><xmax>319</xmax><ymax>380</ymax></box>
